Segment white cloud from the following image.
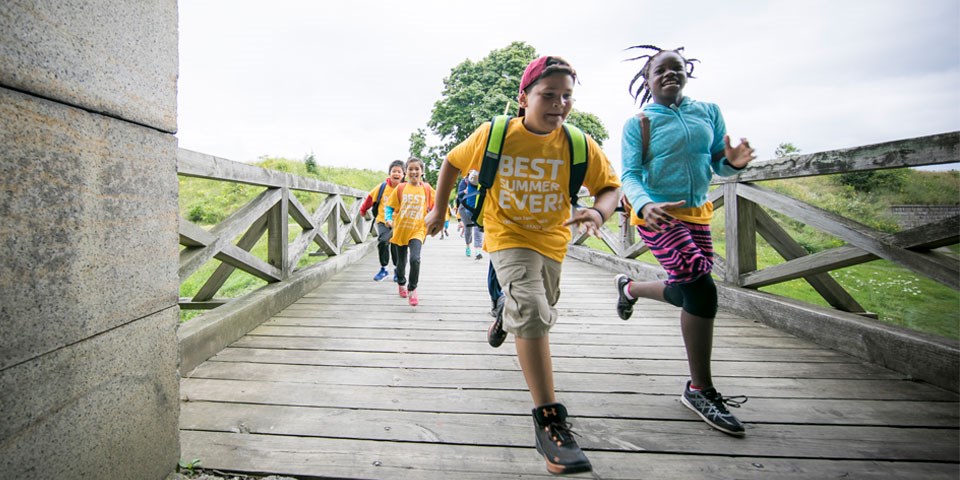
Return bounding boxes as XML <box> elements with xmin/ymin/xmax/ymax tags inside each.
<box><xmin>177</xmin><ymin>0</ymin><xmax>960</xmax><ymax>173</ymax></box>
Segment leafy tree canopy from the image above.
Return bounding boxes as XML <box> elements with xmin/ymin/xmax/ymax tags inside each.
<box><xmin>415</xmin><ymin>41</ymin><xmax>609</xmax><ymax>183</ymax></box>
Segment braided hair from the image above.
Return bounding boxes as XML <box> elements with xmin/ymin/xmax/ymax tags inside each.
<box><xmin>625</xmin><ymin>45</ymin><xmax>699</xmax><ymax>106</ymax></box>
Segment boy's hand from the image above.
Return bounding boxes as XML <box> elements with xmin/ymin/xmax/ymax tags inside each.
<box><xmin>385</xmin><ymin>220</ymin><xmax>393</xmax><ymax>229</ymax></box>
<box><xmin>563</xmin><ymin>208</ymin><xmax>604</xmax><ymax>238</ymax></box>
<box><xmin>640</xmin><ymin>200</ymin><xmax>686</xmax><ymax>233</ymax></box>
<box><xmin>724</xmin><ymin>135</ymin><xmax>757</xmax><ymax>169</ymax></box>
<box><xmin>425</xmin><ymin>209</ymin><xmax>443</xmax><ymax>236</ymax></box>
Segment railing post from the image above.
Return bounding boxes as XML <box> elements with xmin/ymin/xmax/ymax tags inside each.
<box><xmin>620</xmin><ymin>209</ymin><xmax>635</xmax><ymax>255</ymax></box>
<box><xmin>328</xmin><ymin>194</ymin><xmax>342</xmax><ymax>253</ymax></box>
<box><xmin>268</xmin><ymin>186</ymin><xmax>290</xmax><ymax>280</ymax></box>
<box><xmin>723</xmin><ymin>183</ymin><xmax>757</xmax><ymax>285</ymax></box>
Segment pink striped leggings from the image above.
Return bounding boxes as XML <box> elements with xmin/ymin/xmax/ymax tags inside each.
<box><xmin>637</xmin><ymin>220</ymin><xmax>714</xmax><ymax>285</ymax></box>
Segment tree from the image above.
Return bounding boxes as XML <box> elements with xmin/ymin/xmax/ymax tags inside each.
<box><xmin>408</xmin><ymin>129</ymin><xmax>443</xmax><ymax>186</ymax></box>
<box><xmin>565</xmin><ymin>110</ymin><xmax>608</xmax><ymax>146</ymax></box>
<box><xmin>414</xmin><ymin>41</ymin><xmax>610</xmax><ymax>177</ymax></box>
<box><xmin>304</xmin><ymin>152</ymin><xmax>318</xmax><ymax>174</ymax></box>
<box><xmin>775</xmin><ymin>142</ymin><xmax>801</xmax><ymax>158</ymax></box>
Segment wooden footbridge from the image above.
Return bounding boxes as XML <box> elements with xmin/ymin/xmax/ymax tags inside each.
<box><xmin>175</xmin><ymin>135</ymin><xmax>960</xmax><ymax>479</ymax></box>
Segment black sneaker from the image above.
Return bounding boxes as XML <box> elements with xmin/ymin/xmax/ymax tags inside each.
<box><xmin>487</xmin><ymin>295</ymin><xmax>507</xmax><ymax>348</ymax></box>
<box><xmin>614</xmin><ymin>274</ymin><xmax>637</xmax><ymax>320</ymax></box>
<box><xmin>532</xmin><ymin>403</ymin><xmax>591</xmax><ymax>475</ymax></box>
<box><xmin>681</xmin><ymin>381</ymin><xmax>747</xmax><ymax>437</ymax></box>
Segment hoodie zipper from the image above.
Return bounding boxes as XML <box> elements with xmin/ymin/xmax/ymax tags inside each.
<box><xmin>670</xmin><ymin>102</ymin><xmax>696</xmax><ymax>204</ymax></box>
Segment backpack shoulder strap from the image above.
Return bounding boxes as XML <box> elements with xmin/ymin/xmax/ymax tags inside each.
<box><xmin>425</xmin><ymin>184</ymin><xmax>435</xmax><ymax>212</ymax></box>
<box><xmin>562</xmin><ymin>123</ymin><xmax>589</xmax><ymax>207</ymax></box>
<box><xmin>479</xmin><ymin>115</ymin><xmax>511</xmax><ymax>188</ymax></box>
<box><xmin>638</xmin><ymin>112</ymin><xmax>650</xmax><ymax>163</ymax></box>
<box><xmin>467</xmin><ymin>115</ymin><xmax>513</xmax><ymax>229</ymax></box>
<box><xmin>371</xmin><ymin>180</ymin><xmax>388</xmax><ymax>214</ymax></box>
<box><xmin>395</xmin><ymin>182</ymin><xmax>406</xmax><ymax>201</ymax></box>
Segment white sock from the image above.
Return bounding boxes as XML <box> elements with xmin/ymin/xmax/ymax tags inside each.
<box><xmin>622</xmin><ymin>282</ymin><xmax>635</xmax><ymax>300</ymax></box>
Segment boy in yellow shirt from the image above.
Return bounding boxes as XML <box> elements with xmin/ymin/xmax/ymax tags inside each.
<box><xmin>385</xmin><ymin>157</ymin><xmax>435</xmax><ymax>307</ymax></box>
<box><xmin>425</xmin><ymin>56</ymin><xmax>620</xmax><ymax>475</ymax></box>
<box><xmin>359</xmin><ymin>160</ymin><xmax>405</xmax><ymax>282</ymax></box>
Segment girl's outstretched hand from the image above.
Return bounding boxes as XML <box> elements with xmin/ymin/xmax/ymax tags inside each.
<box><xmin>640</xmin><ymin>200</ymin><xmax>686</xmax><ymax>233</ymax></box>
<box><xmin>724</xmin><ymin>134</ymin><xmax>757</xmax><ymax>169</ymax></box>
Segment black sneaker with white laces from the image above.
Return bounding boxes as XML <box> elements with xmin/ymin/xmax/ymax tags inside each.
<box><xmin>532</xmin><ymin>403</ymin><xmax>591</xmax><ymax>475</ymax></box>
<box><xmin>487</xmin><ymin>294</ymin><xmax>507</xmax><ymax>348</ymax></box>
<box><xmin>614</xmin><ymin>274</ymin><xmax>637</xmax><ymax>320</ymax></box>
<box><xmin>681</xmin><ymin>380</ymin><xmax>747</xmax><ymax>436</ymax></box>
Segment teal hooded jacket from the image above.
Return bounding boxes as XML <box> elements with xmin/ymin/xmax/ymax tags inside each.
<box><xmin>621</xmin><ymin>98</ymin><xmax>743</xmax><ymax>213</ymax></box>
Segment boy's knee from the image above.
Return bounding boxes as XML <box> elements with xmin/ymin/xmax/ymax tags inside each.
<box><xmin>677</xmin><ymin>275</ymin><xmax>718</xmax><ymax>318</ymax></box>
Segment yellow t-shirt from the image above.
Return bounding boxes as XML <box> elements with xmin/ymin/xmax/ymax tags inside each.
<box><xmin>629</xmin><ymin>201</ymin><xmax>714</xmax><ymax>226</ymax></box>
<box><xmin>385</xmin><ymin>182</ymin><xmax>433</xmax><ymax>246</ymax></box>
<box><xmin>366</xmin><ymin>181</ymin><xmax>399</xmax><ymax>224</ymax></box>
<box><xmin>447</xmin><ymin>117</ymin><xmax>621</xmax><ymax>262</ymax></box>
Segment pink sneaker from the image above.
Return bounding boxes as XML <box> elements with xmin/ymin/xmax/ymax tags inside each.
<box><xmin>398</xmin><ymin>285</ymin><xmax>408</xmax><ymax>298</ymax></box>
<box><xmin>408</xmin><ymin>290</ymin><xmax>419</xmax><ymax>306</ymax></box>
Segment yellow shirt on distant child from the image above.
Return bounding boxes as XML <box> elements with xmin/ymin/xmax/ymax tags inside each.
<box><xmin>447</xmin><ymin>117</ymin><xmax>620</xmax><ymax>263</ymax></box>
<box><xmin>385</xmin><ymin>182</ymin><xmax>433</xmax><ymax>246</ymax></box>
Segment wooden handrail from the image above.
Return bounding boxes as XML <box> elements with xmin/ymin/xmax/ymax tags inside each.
<box><xmin>580</xmin><ymin>131</ymin><xmax>959</xmax><ymax>318</ymax></box>
<box><xmin>176</xmin><ymin>149</ymin><xmax>373</xmax><ymax>310</ymax></box>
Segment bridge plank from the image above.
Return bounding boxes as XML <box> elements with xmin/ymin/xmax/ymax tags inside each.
<box><xmin>180</xmin><ymin>402</ymin><xmax>958</xmax><ymax>461</ymax></box>
<box><xmin>180</xmin><ymin>237</ymin><xmax>959</xmax><ymax>478</ymax></box>
<box><xmin>181</xmin><ymin>430</ymin><xmax>960</xmax><ymax>479</ymax></box>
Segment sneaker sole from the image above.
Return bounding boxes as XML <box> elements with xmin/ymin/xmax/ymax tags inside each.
<box><xmin>680</xmin><ymin>394</ymin><xmax>746</xmax><ymax>437</ymax></box>
<box><xmin>535</xmin><ymin>441</ymin><xmax>592</xmax><ymax>474</ymax></box>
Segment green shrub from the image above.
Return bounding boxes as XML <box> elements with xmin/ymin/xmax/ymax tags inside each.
<box><xmin>838</xmin><ymin>169</ymin><xmax>907</xmax><ymax>193</ymax></box>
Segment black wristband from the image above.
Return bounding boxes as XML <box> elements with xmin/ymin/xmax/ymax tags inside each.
<box><xmin>587</xmin><ymin>207</ymin><xmax>606</xmax><ymax>223</ymax></box>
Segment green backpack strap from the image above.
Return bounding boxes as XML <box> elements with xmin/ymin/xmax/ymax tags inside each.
<box><xmin>562</xmin><ymin>123</ymin><xmax>589</xmax><ymax>207</ymax></box>
<box><xmin>468</xmin><ymin>114</ymin><xmax>513</xmax><ymax>229</ymax></box>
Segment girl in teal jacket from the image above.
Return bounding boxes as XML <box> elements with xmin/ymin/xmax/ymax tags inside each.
<box><xmin>615</xmin><ymin>45</ymin><xmax>756</xmax><ymax>437</ymax></box>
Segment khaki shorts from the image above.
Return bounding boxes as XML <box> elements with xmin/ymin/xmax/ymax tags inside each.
<box><xmin>490</xmin><ymin>248</ymin><xmax>562</xmax><ymax>339</ymax></box>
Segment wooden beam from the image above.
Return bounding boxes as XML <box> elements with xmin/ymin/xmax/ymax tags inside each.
<box><xmin>742</xmin><ymin>215</ymin><xmax>960</xmax><ymax>288</ymax></box>
<box><xmin>266</xmin><ymin>189</ymin><xmax>289</xmax><ymax>280</ymax></box>
<box><xmin>177</xmin><ymin>148</ymin><xmax>365</xmax><ymax>197</ymax></box>
<box><xmin>723</xmin><ymin>183</ymin><xmax>757</xmax><ymax>284</ymax></box>
<box><xmin>712</xmin><ymin>131</ymin><xmax>959</xmax><ymax>184</ymax></box>
<box><xmin>753</xmin><ymin>206</ymin><xmax>867</xmax><ymax>313</ymax></box>
<box><xmin>179</xmin><ymin>189</ymin><xmax>282</xmax><ymax>283</ymax></box>
<box><xmin>193</xmin><ymin>215</ymin><xmax>269</xmax><ymax>302</ymax></box>
<box><xmin>738</xmin><ymin>183</ymin><xmax>959</xmax><ymax>290</ymax></box>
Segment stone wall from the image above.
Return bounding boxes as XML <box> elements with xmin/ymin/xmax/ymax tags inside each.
<box><xmin>888</xmin><ymin>205</ymin><xmax>960</xmax><ymax>230</ymax></box>
<box><xmin>0</xmin><ymin>1</ymin><xmax>180</xmax><ymax>479</ymax></box>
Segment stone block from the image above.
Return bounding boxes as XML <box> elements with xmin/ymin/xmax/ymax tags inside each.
<box><xmin>0</xmin><ymin>87</ymin><xmax>179</xmax><ymax>370</ymax></box>
<box><xmin>0</xmin><ymin>0</ymin><xmax>178</xmax><ymax>132</ymax></box>
<box><xmin>0</xmin><ymin>308</ymin><xmax>180</xmax><ymax>479</ymax></box>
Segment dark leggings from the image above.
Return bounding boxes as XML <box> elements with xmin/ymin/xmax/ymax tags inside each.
<box><xmin>395</xmin><ymin>239</ymin><xmax>423</xmax><ymax>290</ymax></box>
<box><xmin>376</xmin><ymin>223</ymin><xmax>399</xmax><ymax>268</ymax></box>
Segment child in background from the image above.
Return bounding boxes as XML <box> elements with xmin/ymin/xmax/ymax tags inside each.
<box><xmin>385</xmin><ymin>157</ymin><xmax>435</xmax><ymax>307</ymax></box>
<box><xmin>457</xmin><ymin>170</ymin><xmax>484</xmax><ymax>259</ymax></box>
<box><xmin>616</xmin><ymin>45</ymin><xmax>756</xmax><ymax>436</ymax></box>
<box><xmin>441</xmin><ymin>200</ymin><xmax>453</xmax><ymax>239</ymax></box>
<box><xmin>426</xmin><ymin>55</ymin><xmax>620</xmax><ymax>475</ymax></box>
<box><xmin>359</xmin><ymin>160</ymin><xmax>404</xmax><ymax>282</ymax></box>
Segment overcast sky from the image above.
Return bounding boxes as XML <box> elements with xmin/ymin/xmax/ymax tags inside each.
<box><xmin>177</xmin><ymin>0</ymin><xmax>960</xmax><ymax>174</ymax></box>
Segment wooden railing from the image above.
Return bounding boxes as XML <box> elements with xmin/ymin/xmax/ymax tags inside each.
<box><xmin>574</xmin><ymin>131</ymin><xmax>960</xmax><ymax>315</ymax></box>
<box><xmin>176</xmin><ymin>149</ymin><xmax>373</xmax><ymax>311</ymax></box>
